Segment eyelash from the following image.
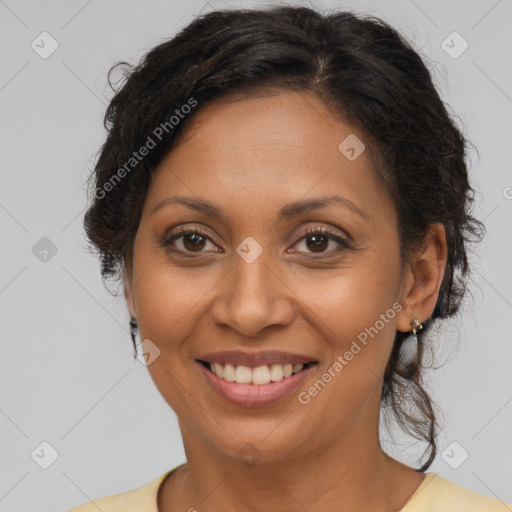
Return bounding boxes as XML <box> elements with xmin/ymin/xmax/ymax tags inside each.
<box><xmin>162</xmin><ymin>225</ymin><xmax>352</xmax><ymax>258</ymax></box>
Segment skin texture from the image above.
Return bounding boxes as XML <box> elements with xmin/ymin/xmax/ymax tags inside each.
<box><xmin>124</xmin><ymin>90</ymin><xmax>448</xmax><ymax>512</ymax></box>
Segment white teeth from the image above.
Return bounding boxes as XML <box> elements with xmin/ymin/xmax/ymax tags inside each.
<box><xmin>213</xmin><ymin>362</ymin><xmax>224</xmax><ymax>378</ymax></box>
<box><xmin>252</xmin><ymin>365</ymin><xmax>271</xmax><ymax>385</ymax></box>
<box><xmin>208</xmin><ymin>361</ymin><xmax>308</xmax><ymax>385</ymax></box>
<box><xmin>269</xmin><ymin>364</ymin><xmax>284</xmax><ymax>381</ymax></box>
<box><xmin>223</xmin><ymin>363</ymin><xmax>236</xmax><ymax>382</ymax></box>
<box><xmin>234</xmin><ymin>365</ymin><xmax>252</xmax><ymax>384</ymax></box>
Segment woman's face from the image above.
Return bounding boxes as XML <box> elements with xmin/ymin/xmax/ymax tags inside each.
<box><xmin>125</xmin><ymin>90</ymin><xmax>416</xmax><ymax>464</ymax></box>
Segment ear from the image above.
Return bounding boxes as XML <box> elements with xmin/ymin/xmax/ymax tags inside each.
<box><xmin>396</xmin><ymin>223</ymin><xmax>448</xmax><ymax>332</ymax></box>
<box><xmin>123</xmin><ymin>262</ymin><xmax>136</xmax><ymax>320</ymax></box>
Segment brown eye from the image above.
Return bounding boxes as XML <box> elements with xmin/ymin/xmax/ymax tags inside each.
<box><xmin>305</xmin><ymin>233</ymin><xmax>329</xmax><ymax>252</ymax></box>
<box><xmin>182</xmin><ymin>232</ymin><xmax>207</xmax><ymax>251</ymax></box>
<box><xmin>162</xmin><ymin>226</ymin><xmax>219</xmax><ymax>254</ymax></box>
<box><xmin>293</xmin><ymin>227</ymin><xmax>352</xmax><ymax>257</ymax></box>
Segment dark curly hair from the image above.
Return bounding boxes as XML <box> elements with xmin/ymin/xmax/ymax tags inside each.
<box><xmin>83</xmin><ymin>5</ymin><xmax>484</xmax><ymax>473</ymax></box>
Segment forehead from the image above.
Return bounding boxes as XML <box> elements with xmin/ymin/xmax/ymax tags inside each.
<box><xmin>143</xmin><ymin>90</ymin><xmax>395</xmax><ymax>227</ymax></box>
<box><xmin>170</xmin><ymin>89</ymin><xmax>365</xmax><ymax>167</ymax></box>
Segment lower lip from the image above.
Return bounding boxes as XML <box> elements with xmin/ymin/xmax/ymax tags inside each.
<box><xmin>198</xmin><ymin>362</ymin><xmax>316</xmax><ymax>407</ymax></box>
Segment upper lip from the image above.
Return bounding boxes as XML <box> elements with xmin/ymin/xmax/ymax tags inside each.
<box><xmin>197</xmin><ymin>350</ymin><xmax>317</xmax><ymax>368</ymax></box>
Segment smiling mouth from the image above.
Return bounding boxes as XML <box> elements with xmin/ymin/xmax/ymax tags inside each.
<box><xmin>198</xmin><ymin>360</ymin><xmax>317</xmax><ymax>386</ymax></box>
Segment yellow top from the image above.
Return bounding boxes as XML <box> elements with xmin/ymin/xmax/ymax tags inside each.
<box><xmin>67</xmin><ymin>466</ymin><xmax>511</xmax><ymax>511</ymax></box>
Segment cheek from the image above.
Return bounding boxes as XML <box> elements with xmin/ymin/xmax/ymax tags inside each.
<box><xmin>299</xmin><ymin>256</ymin><xmax>401</xmax><ymax>365</ymax></box>
<box><xmin>293</xmin><ymin>267</ymin><xmax>401</xmax><ymax>426</ymax></box>
<box><xmin>130</xmin><ymin>255</ymin><xmax>216</xmax><ymax>415</ymax></box>
<box><xmin>133</xmin><ymin>264</ymin><xmax>213</xmax><ymax>344</ymax></box>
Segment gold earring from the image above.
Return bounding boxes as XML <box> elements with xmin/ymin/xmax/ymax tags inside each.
<box><xmin>398</xmin><ymin>318</ymin><xmax>423</xmax><ymax>368</ymax></box>
<box><xmin>410</xmin><ymin>318</ymin><xmax>423</xmax><ymax>336</ymax></box>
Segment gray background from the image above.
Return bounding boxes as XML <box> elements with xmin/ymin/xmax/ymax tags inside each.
<box><xmin>1</xmin><ymin>0</ymin><xmax>511</xmax><ymax>510</ymax></box>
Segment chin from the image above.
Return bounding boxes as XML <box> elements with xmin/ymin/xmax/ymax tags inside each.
<box><xmin>189</xmin><ymin>413</ymin><xmax>324</xmax><ymax>467</ymax></box>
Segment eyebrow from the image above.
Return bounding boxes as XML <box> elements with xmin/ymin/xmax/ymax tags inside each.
<box><xmin>150</xmin><ymin>194</ymin><xmax>367</xmax><ymax>222</ymax></box>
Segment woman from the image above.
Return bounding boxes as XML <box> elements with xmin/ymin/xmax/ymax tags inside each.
<box><xmin>69</xmin><ymin>5</ymin><xmax>510</xmax><ymax>511</ymax></box>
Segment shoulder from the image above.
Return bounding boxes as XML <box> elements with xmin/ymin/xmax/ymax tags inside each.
<box><xmin>402</xmin><ymin>473</ymin><xmax>512</xmax><ymax>512</ymax></box>
<box><xmin>66</xmin><ymin>470</ymin><xmax>172</xmax><ymax>512</ymax></box>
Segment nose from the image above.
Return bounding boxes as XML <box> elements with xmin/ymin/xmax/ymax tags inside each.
<box><xmin>210</xmin><ymin>250</ymin><xmax>294</xmax><ymax>338</ymax></box>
